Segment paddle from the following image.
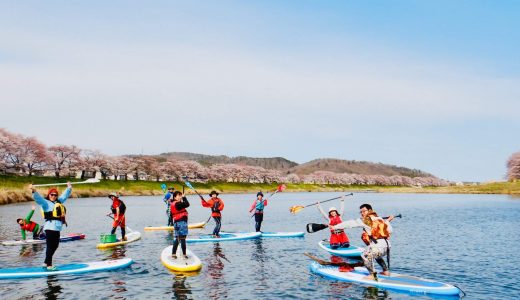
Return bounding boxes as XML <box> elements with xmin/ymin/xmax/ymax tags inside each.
<box><xmin>290</xmin><ymin>193</ymin><xmax>354</xmax><ymax>215</ymax></box>
<box><xmin>304</xmin><ymin>252</ymin><xmax>364</xmax><ymax>269</ymax></box>
<box><xmin>33</xmin><ymin>178</ymin><xmax>100</xmax><ymax>187</ymax></box>
<box><xmin>250</xmin><ymin>184</ymin><xmax>287</xmax><ymax>218</ymax></box>
<box><xmin>182</xmin><ymin>177</ymin><xmax>212</xmax><ymax>225</ymax></box>
<box><xmin>160</xmin><ymin>183</ymin><xmax>167</xmax><ymax>194</ymax></box>
<box><xmin>306</xmin><ymin>214</ymin><xmax>402</xmax><ymax>233</ymax></box>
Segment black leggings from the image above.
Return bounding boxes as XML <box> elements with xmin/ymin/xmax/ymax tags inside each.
<box><xmin>111</xmin><ymin>226</ymin><xmax>126</xmax><ymax>239</ymax></box>
<box><xmin>172</xmin><ymin>236</ymin><xmax>187</xmax><ymax>256</ymax></box>
<box><xmin>213</xmin><ymin>217</ymin><xmax>222</xmax><ymax>236</ymax></box>
<box><xmin>254</xmin><ymin>213</ymin><xmax>263</xmax><ymax>232</ymax></box>
<box><xmin>44</xmin><ymin>230</ymin><xmax>60</xmax><ymax>266</ymax></box>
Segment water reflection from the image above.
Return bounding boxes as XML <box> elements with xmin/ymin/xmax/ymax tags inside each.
<box><xmin>43</xmin><ymin>277</ymin><xmax>62</xmax><ymax>300</ymax></box>
<box><xmin>102</xmin><ymin>248</ymin><xmax>127</xmax><ymax>260</ymax></box>
<box><xmin>19</xmin><ymin>243</ymin><xmax>44</xmax><ymax>257</ymax></box>
<box><xmin>171</xmin><ymin>275</ymin><xmax>192</xmax><ymax>300</ymax></box>
<box><xmin>111</xmin><ymin>279</ymin><xmax>128</xmax><ymax>295</ymax></box>
<box><xmin>206</xmin><ymin>243</ymin><xmax>228</xmax><ymax>299</ymax></box>
<box><xmin>250</xmin><ymin>239</ymin><xmax>268</xmax><ymax>287</ymax></box>
<box><xmin>363</xmin><ymin>286</ymin><xmax>389</xmax><ymax>300</ymax></box>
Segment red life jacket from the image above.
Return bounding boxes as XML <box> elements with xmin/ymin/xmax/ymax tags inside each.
<box><xmin>170</xmin><ymin>202</ymin><xmax>188</xmax><ymax>222</ymax></box>
<box><xmin>20</xmin><ymin>220</ymin><xmax>37</xmax><ymax>232</ymax></box>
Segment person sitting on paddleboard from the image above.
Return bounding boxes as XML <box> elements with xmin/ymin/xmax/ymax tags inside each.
<box><xmin>107</xmin><ymin>192</ymin><xmax>127</xmax><ymax>241</ymax></box>
<box><xmin>249</xmin><ymin>192</ymin><xmax>268</xmax><ymax>232</ymax></box>
<box><xmin>29</xmin><ymin>182</ymin><xmax>71</xmax><ymax>271</ymax></box>
<box><xmin>317</xmin><ymin>195</ymin><xmax>350</xmax><ymax>249</ymax></box>
<box><xmin>16</xmin><ymin>205</ymin><xmax>45</xmax><ymax>240</ymax></box>
<box><xmin>171</xmin><ymin>191</ymin><xmax>190</xmax><ymax>259</ymax></box>
<box><xmin>201</xmin><ymin>191</ymin><xmax>224</xmax><ymax>238</ymax></box>
<box><xmin>330</xmin><ymin>203</ymin><xmax>395</xmax><ymax>280</ymax></box>
<box><xmin>163</xmin><ymin>187</ymin><xmax>175</xmax><ymax>226</ymax></box>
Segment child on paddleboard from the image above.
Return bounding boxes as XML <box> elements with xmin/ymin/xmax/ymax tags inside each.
<box><xmin>16</xmin><ymin>205</ymin><xmax>45</xmax><ymax>240</ymax></box>
<box><xmin>171</xmin><ymin>191</ymin><xmax>190</xmax><ymax>259</ymax></box>
<box><xmin>29</xmin><ymin>182</ymin><xmax>71</xmax><ymax>271</ymax></box>
<box><xmin>249</xmin><ymin>192</ymin><xmax>268</xmax><ymax>232</ymax></box>
<box><xmin>200</xmin><ymin>191</ymin><xmax>224</xmax><ymax>238</ymax></box>
<box><xmin>317</xmin><ymin>195</ymin><xmax>350</xmax><ymax>249</ymax></box>
<box><xmin>163</xmin><ymin>187</ymin><xmax>175</xmax><ymax>226</ymax></box>
<box><xmin>330</xmin><ymin>203</ymin><xmax>395</xmax><ymax>280</ymax></box>
<box><xmin>107</xmin><ymin>192</ymin><xmax>127</xmax><ymax>241</ymax></box>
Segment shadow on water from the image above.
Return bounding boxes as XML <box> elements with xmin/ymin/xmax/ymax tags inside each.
<box><xmin>43</xmin><ymin>277</ymin><xmax>62</xmax><ymax>300</ymax></box>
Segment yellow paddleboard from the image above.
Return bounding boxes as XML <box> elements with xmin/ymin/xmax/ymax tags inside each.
<box><xmin>96</xmin><ymin>231</ymin><xmax>141</xmax><ymax>249</ymax></box>
<box><xmin>161</xmin><ymin>246</ymin><xmax>202</xmax><ymax>272</ymax></box>
<box><xmin>144</xmin><ymin>222</ymin><xmax>206</xmax><ymax>231</ymax></box>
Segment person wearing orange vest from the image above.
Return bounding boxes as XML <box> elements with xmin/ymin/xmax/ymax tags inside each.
<box><xmin>170</xmin><ymin>191</ymin><xmax>190</xmax><ymax>259</ymax></box>
<box><xmin>16</xmin><ymin>205</ymin><xmax>45</xmax><ymax>240</ymax></box>
<box><xmin>331</xmin><ymin>203</ymin><xmax>395</xmax><ymax>280</ymax></box>
<box><xmin>317</xmin><ymin>195</ymin><xmax>350</xmax><ymax>249</ymax></box>
<box><xmin>107</xmin><ymin>192</ymin><xmax>127</xmax><ymax>241</ymax></box>
<box><xmin>200</xmin><ymin>191</ymin><xmax>224</xmax><ymax>238</ymax></box>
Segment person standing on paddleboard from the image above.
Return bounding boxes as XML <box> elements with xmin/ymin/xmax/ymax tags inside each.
<box><xmin>249</xmin><ymin>192</ymin><xmax>268</xmax><ymax>232</ymax></box>
<box><xmin>330</xmin><ymin>203</ymin><xmax>395</xmax><ymax>280</ymax></box>
<box><xmin>107</xmin><ymin>192</ymin><xmax>127</xmax><ymax>241</ymax></box>
<box><xmin>201</xmin><ymin>191</ymin><xmax>224</xmax><ymax>238</ymax></box>
<box><xmin>16</xmin><ymin>205</ymin><xmax>45</xmax><ymax>240</ymax></box>
<box><xmin>29</xmin><ymin>182</ymin><xmax>71</xmax><ymax>271</ymax></box>
<box><xmin>171</xmin><ymin>191</ymin><xmax>190</xmax><ymax>259</ymax></box>
<box><xmin>317</xmin><ymin>195</ymin><xmax>350</xmax><ymax>249</ymax></box>
<box><xmin>163</xmin><ymin>187</ymin><xmax>175</xmax><ymax>226</ymax></box>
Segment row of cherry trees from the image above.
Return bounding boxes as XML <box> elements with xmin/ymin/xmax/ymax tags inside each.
<box><xmin>0</xmin><ymin>128</ymin><xmax>448</xmax><ymax>186</ymax></box>
<box><xmin>507</xmin><ymin>152</ymin><xmax>520</xmax><ymax>181</ymax></box>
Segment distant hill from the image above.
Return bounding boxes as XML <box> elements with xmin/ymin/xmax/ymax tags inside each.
<box><xmin>158</xmin><ymin>152</ymin><xmax>298</xmax><ymax>171</ymax></box>
<box><xmin>157</xmin><ymin>152</ymin><xmax>435</xmax><ymax>178</ymax></box>
<box><xmin>289</xmin><ymin>158</ymin><xmax>433</xmax><ymax>177</ymax></box>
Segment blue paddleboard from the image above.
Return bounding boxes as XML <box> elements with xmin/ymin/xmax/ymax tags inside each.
<box><xmin>186</xmin><ymin>232</ymin><xmax>261</xmax><ymax>243</ymax></box>
<box><xmin>261</xmin><ymin>232</ymin><xmax>305</xmax><ymax>238</ymax></box>
<box><xmin>318</xmin><ymin>240</ymin><xmax>364</xmax><ymax>257</ymax></box>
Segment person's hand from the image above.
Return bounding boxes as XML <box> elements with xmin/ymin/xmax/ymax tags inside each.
<box><xmin>329</xmin><ymin>224</ymin><xmax>334</xmax><ymax>229</ymax></box>
<box><xmin>67</xmin><ymin>182</ymin><xmax>72</xmax><ymax>189</ymax></box>
<box><xmin>387</xmin><ymin>215</ymin><xmax>395</xmax><ymax>222</ymax></box>
<box><xmin>31</xmin><ymin>205</ymin><xmax>36</xmax><ymax>210</ymax></box>
<box><xmin>106</xmin><ymin>212</ymin><xmax>112</xmax><ymax>217</ymax></box>
<box><xmin>28</xmin><ymin>184</ymin><xmax>35</xmax><ymax>193</ymax></box>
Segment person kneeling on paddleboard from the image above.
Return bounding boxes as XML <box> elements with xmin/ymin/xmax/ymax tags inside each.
<box><xmin>249</xmin><ymin>192</ymin><xmax>268</xmax><ymax>232</ymax></box>
<box><xmin>108</xmin><ymin>192</ymin><xmax>127</xmax><ymax>241</ymax></box>
<box><xmin>171</xmin><ymin>191</ymin><xmax>190</xmax><ymax>259</ymax></box>
<box><xmin>317</xmin><ymin>195</ymin><xmax>350</xmax><ymax>249</ymax></box>
<box><xmin>30</xmin><ymin>182</ymin><xmax>71</xmax><ymax>271</ymax></box>
<box><xmin>330</xmin><ymin>203</ymin><xmax>395</xmax><ymax>280</ymax></box>
<box><xmin>16</xmin><ymin>205</ymin><xmax>45</xmax><ymax>240</ymax></box>
<box><xmin>201</xmin><ymin>191</ymin><xmax>224</xmax><ymax>238</ymax></box>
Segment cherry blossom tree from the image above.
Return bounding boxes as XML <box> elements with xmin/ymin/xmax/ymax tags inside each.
<box><xmin>48</xmin><ymin>145</ymin><xmax>82</xmax><ymax>178</ymax></box>
<box><xmin>507</xmin><ymin>152</ymin><xmax>520</xmax><ymax>181</ymax></box>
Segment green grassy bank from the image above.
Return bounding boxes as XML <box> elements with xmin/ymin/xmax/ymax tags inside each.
<box><xmin>1</xmin><ymin>175</ymin><xmax>519</xmax><ymax>205</ymax></box>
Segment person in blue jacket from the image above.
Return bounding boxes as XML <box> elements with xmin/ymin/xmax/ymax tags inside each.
<box><xmin>29</xmin><ymin>182</ymin><xmax>72</xmax><ymax>271</ymax></box>
<box><xmin>163</xmin><ymin>187</ymin><xmax>174</xmax><ymax>226</ymax></box>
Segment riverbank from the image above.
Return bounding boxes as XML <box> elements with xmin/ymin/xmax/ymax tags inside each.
<box><xmin>1</xmin><ymin>175</ymin><xmax>519</xmax><ymax>204</ymax></box>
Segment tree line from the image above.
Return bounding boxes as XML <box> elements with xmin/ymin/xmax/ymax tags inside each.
<box><xmin>0</xmin><ymin>128</ymin><xmax>449</xmax><ymax>186</ymax></box>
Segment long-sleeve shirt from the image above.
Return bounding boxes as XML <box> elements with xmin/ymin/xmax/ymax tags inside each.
<box><xmin>20</xmin><ymin>209</ymin><xmax>39</xmax><ymax>240</ymax></box>
<box><xmin>172</xmin><ymin>197</ymin><xmax>190</xmax><ymax>222</ymax></box>
<box><xmin>249</xmin><ymin>198</ymin><xmax>268</xmax><ymax>213</ymax></box>
<box><xmin>317</xmin><ymin>200</ymin><xmax>345</xmax><ymax>222</ymax></box>
<box><xmin>332</xmin><ymin>217</ymin><xmax>392</xmax><ymax>249</ymax></box>
<box><xmin>33</xmin><ymin>188</ymin><xmax>71</xmax><ymax>232</ymax></box>
<box><xmin>201</xmin><ymin>197</ymin><xmax>224</xmax><ymax>217</ymax></box>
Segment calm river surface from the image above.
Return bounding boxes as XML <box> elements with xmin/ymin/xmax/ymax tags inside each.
<box><xmin>1</xmin><ymin>192</ymin><xmax>519</xmax><ymax>299</ymax></box>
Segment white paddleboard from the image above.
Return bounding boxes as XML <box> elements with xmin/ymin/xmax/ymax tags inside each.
<box><xmin>96</xmin><ymin>231</ymin><xmax>141</xmax><ymax>249</ymax></box>
<box><xmin>1</xmin><ymin>233</ymin><xmax>86</xmax><ymax>246</ymax></box>
<box><xmin>186</xmin><ymin>231</ymin><xmax>261</xmax><ymax>243</ymax></box>
<box><xmin>161</xmin><ymin>246</ymin><xmax>202</xmax><ymax>272</ymax></box>
<box><xmin>261</xmin><ymin>231</ymin><xmax>305</xmax><ymax>238</ymax></box>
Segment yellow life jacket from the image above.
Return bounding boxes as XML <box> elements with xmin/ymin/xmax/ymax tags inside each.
<box><xmin>41</xmin><ymin>201</ymin><xmax>67</xmax><ymax>222</ymax></box>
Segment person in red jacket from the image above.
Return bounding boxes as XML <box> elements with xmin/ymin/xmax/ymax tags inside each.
<box><xmin>107</xmin><ymin>192</ymin><xmax>127</xmax><ymax>241</ymax></box>
<box><xmin>317</xmin><ymin>195</ymin><xmax>350</xmax><ymax>249</ymax></box>
<box><xmin>200</xmin><ymin>191</ymin><xmax>224</xmax><ymax>238</ymax></box>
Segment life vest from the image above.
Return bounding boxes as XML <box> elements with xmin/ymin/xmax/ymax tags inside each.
<box><xmin>211</xmin><ymin>199</ymin><xmax>222</xmax><ymax>213</ymax></box>
<box><xmin>43</xmin><ymin>201</ymin><xmax>66</xmax><ymax>222</ymax></box>
<box><xmin>111</xmin><ymin>199</ymin><xmax>126</xmax><ymax>215</ymax></box>
<box><xmin>329</xmin><ymin>215</ymin><xmax>345</xmax><ymax>234</ymax></box>
<box><xmin>255</xmin><ymin>199</ymin><xmax>265</xmax><ymax>211</ymax></box>
<box><xmin>361</xmin><ymin>214</ymin><xmax>391</xmax><ymax>245</ymax></box>
<box><xmin>170</xmin><ymin>202</ymin><xmax>188</xmax><ymax>222</ymax></box>
<box><xmin>20</xmin><ymin>220</ymin><xmax>37</xmax><ymax>232</ymax></box>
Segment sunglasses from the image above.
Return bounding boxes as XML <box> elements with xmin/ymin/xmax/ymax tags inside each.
<box><xmin>50</xmin><ymin>194</ymin><xmax>58</xmax><ymax>197</ymax></box>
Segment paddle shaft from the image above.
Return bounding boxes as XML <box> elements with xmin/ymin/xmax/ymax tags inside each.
<box><xmin>304</xmin><ymin>193</ymin><xmax>354</xmax><ymax>208</ymax></box>
<box><xmin>33</xmin><ymin>179</ymin><xmax>98</xmax><ymax>187</ymax></box>
<box><xmin>307</xmin><ymin>214</ymin><xmax>402</xmax><ymax>233</ymax></box>
<box><xmin>107</xmin><ymin>215</ymin><xmax>134</xmax><ymax>232</ymax></box>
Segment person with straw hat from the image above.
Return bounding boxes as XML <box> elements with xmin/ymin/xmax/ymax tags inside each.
<box><xmin>200</xmin><ymin>191</ymin><xmax>224</xmax><ymax>238</ymax></box>
<box><xmin>317</xmin><ymin>195</ymin><xmax>350</xmax><ymax>249</ymax></box>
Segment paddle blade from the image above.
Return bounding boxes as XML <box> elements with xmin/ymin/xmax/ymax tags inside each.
<box><xmin>306</xmin><ymin>223</ymin><xmax>328</xmax><ymax>233</ymax></box>
<box><xmin>277</xmin><ymin>184</ymin><xmax>287</xmax><ymax>192</ymax></box>
<box><xmin>185</xmin><ymin>181</ymin><xmax>194</xmax><ymax>190</ymax></box>
<box><xmin>160</xmin><ymin>183</ymin><xmax>167</xmax><ymax>192</ymax></box>
<box><xmin>395</xmin><ymin>214</ymin><xmax>402</xmax><ymax>219</ymax></box>
<box><xmin>289</xmin><ymin>205</ymin><xmax>304</xmax><ymax>214</ymax></box>
<box><xmin>83</xmin><ymin>178</ymin><xmax>100</xmax><ymax>184</ymax></box>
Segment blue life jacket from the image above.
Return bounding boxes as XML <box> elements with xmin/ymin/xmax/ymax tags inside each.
<box><xmin>255</xmin><ymin>199</ymin><xmax>265</xmax><ymax>211</ymax></box>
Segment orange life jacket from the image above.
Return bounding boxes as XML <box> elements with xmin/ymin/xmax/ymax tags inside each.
<box><xmin>361</xmin><ymin>214</ymin><xmax>390</xmax><ymax>245</ymax></box>
<box><xmin>20</xmin><ymin>220</ymin><xmax>37</xmax><ymax>232</ymax></box>
<box><xmin>170</xmin><ymin>202</ymin><xmax>188</xmax><ymax>222</ymax></box>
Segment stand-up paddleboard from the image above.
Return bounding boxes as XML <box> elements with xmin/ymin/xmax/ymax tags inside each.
<box><xmin>186</xmin><ymin>232</ymin><xmax>261</xmax><ymax>243</ymax></box>
<box><xmin>318</xmin><ymin>240</ymin><xmax>363</xmax><ymax>257</ymax></box>
<box><xmin>1</xmin><ymin>233</ymin><xmax>86</xmax><ymax>246</ymax></box>
<box><xmin>0</xmin><ymin>258</ymin><xmax>133</xmax><ymax>279</ymax></box>
<box><xmin>310</xmin><ymin>262</ymin><xmax>460</xmax><ymax>296</ymax></box>
<box><xmin>96</xmin><ymin>231</ymin><xmax>141</xmax><ymax>249</ymax></box>
<box><xmin>261</xmin><ymin>232</ymin><xmax>305</xmax><ymax>238</ymax></box>
<box><xmin>144</xmin><ymin>222</ymin><xmax>206</xmax><ymax>231</ymax></box>
<box><xmin>161</xmin><ymin>246</ymin><xmax>202</xmax><ymax>272</ymax></box>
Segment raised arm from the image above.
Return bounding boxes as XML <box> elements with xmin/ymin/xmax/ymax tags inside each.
<box><xmin>58</xmin><ymin>182</ymin><xmax>72</xmax><ymax>203</ymax></box>
<box><xmin>25</xmin><ymin>206</ymin><xmax>35</xmax><ymax>222</ymax></box>
<box><xmin>339</xmin><ymin>196</ymin><xmax>345</xmax><ymax>216</ymax></box>
<box><xmin>317</xmin><ymin>202</ymin><xmax>329</xmax><ymax>221</ymax></box>
<box><xmin>30</xmin><ymin>185</ymin><xmax>48</xmax><ymax>210</ymax></box>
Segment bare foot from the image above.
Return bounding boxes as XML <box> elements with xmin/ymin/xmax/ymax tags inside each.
<box><xmin>363</xmin><ymin>274</ymin><xmax>377</xmax><ymax>281</ymax></box>
<box><xmin>380</xmin><ymin>271</ymin><xmax>390</xmax><ymax>276</ymax></box>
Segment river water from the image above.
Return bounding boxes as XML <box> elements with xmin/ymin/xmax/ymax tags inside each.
<box><xmin>0</xmin><ymin>192</ymin><xmax>519</xmax><ymax>299</ymax></box>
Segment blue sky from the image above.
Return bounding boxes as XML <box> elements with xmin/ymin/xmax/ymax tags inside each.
<box><xmin>1</xmin><ymin>1</ymin><xmax>519</xmax><ymax>182</ymax></box>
